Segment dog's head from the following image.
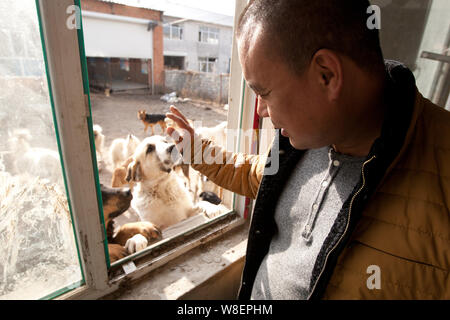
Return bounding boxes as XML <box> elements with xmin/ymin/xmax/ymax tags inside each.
<box><xmin>137</xmin><ymin>110</ymin><xmax>146</xmax><ymax>120</ymax></box>
<box><xmin>100</xmin><ymin>184</ymin><xmax>133</xmax><ymax>223</ymax></box>
<box><xmin>126</xmin><ymin>135</ymin><xmax>181</xmax><ymax>183</ymax></box>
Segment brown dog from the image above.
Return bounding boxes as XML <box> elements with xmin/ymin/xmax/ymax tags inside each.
<box><xmin>100</xmin><ymin>184</ymin><xmax>161</xmax><ymax>262</ymax></box>
<box><xmin>137</xmin><ymin>110</ymin><xmax>167</xmax><ymax>135</ymax></box>
<box><xmin>111</xmin><ymin>157</ymin><xmax>134</xmax><ymax>189</ymax></box>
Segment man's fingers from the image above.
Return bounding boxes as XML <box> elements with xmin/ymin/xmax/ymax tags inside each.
<box><xmin>166</xmin><ymin>114</ymin><xmax>187</xmax><ymax>131</ymax></box>
<box><xmin>169</xmin><ymin>105</ymin><xmax>190</xmax><ymax>124</ymax></box>
<box><xmin>166</xmin><ymin>113</ymin><xmax>194</xmax><ymax>134</ymax></box>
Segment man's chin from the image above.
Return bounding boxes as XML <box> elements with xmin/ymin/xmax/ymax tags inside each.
<box><xmin>288</xmin><ymin>137</ymin><xmax>308</xmax><ymax>151</ymax></box>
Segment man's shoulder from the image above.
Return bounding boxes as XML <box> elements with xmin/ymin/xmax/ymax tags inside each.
<box><xmin>419</xmin><ymin>95</ymin><xmax>450</xmax><ymax>139</ymax></box>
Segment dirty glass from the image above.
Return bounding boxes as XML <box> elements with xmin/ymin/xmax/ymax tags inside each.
<box><xmin>0</xmin><ymin>0</ymin><xmax>83</xmax><ymax>299</ymax></box>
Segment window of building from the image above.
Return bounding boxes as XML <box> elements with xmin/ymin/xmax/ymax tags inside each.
<box><xmin>198</xmin><ymin>26</ymin><xmax>219</xmax><ymax>44</ymax></box>
<box><xmin>199</xmin><ymin>57</ymin><xmax>217</xmax><ymax>73</ymax></box>
<box><xmin>163</xmin><ymin>23</ymin><xmax>183</xmax><ymax>40</ymax></box>
<box><xmin>164</xmin><ymin>56</ymin><xmax>185</xmax><ymax>70</ymax></box>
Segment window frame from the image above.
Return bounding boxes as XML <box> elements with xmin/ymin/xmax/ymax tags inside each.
<box><xmin>198</xmin><ymin>25</ymin><xmax>220</xmax><ymax>44</ymax></box>
<box><xmin>163</xmin><ymin>22</ymin><xmax>183</xmax><ymax>40</ymax></box>
<box><xmin>198</xmin><ymin>56</ymin><xmax>217</xmax><ymax>73</ymax></box>
<box><xmin>35</xmin><ymin>0</ymin><xmax>255</xmax><ymax>300</ymax></box>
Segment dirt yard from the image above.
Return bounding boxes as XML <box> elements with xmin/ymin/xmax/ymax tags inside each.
<box><xmin>89</xmin><ymin>92</ymin><xmax>228</xmax><ymax>185</ymax></box>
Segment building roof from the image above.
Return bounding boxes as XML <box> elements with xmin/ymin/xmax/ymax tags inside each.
<box><xmin>101</xmin><ymin>0</ymin><xmax>234</xmax><ymax>27</ymax></box>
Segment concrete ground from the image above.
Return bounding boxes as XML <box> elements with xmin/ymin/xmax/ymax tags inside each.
<box><xmin>89</xmin><ymin>92</ymin><xmax>228</xmax><ymax>185</ymax></box>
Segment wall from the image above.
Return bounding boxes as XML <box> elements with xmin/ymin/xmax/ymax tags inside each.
<box><xmin>81</xmin><ymin>0</ymin><xmax>165</xmax><ymax>93</ymax></box>
<box><xmin>81</xmin><ymin>14</ymin><xmax>154</xmax><ymax>59</ymax></box>
<box><xmin>165</xmin><ymin>70</ymin><xmax>229</xmax><ymax>104</ymax></box>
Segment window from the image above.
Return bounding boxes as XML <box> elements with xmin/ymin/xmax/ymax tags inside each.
<box><xmin>0</xmin><ymin>0</ymin><xmax>83</xmax><ymax>299</ymax></box>
<box><xmin>164</xmin><ymin>56</ymin><xmax>185</xmax><ymax>70</ymax></box>
<box><xmin>199</xmin><ymin>57</ymin><xmax>217</xmax><ymax>73</ymax></box>
<box><xmin>164</xmin><ymin>23</ymin><xmax>183</xmax><ymax>40</ymax></box>
<box><xmin>373</xmin><ymin>0</ymin><xmax>450</xmax><ymax>109</ymax></box>
<box><xmin>79</xmin><ymin>0</ymin><xmax>243</xmax><ymax>299</ymax></box>
<box><xmin>198</xmin><ymin>26</ymin><xmax>219</xmax><ymax>44</ymax></box>
<box><xmin>24</xmin><ymin>0</ymin><xmax>243</xmax><ymax>301</ymax></box>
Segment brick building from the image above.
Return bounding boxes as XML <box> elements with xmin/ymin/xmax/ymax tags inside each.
<box><xmin>80</xmin><ymin>0</ymin><xmax>164</xmax><ymax>94</ymax></box>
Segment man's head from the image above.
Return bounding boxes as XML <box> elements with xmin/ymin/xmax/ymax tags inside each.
<box><xmin>237</xmin><ymin>0</ymin><xmax>386</xmax><ymax>152</ymax></box>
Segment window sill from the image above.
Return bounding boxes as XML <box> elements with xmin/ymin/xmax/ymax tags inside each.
<box><xmin>101</xmin><ymin>220</ymin><xmax>249</xmax><ymax>300</ymax></box>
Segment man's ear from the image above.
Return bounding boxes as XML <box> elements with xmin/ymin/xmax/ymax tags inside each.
<box><xmin>126</xmin><ymin>160</ymin><xmax>142</xmax><ymax>182</ymax></box>
<box><xmin>311</xmin><ymin>49</ymin><xmax>343</xmax><ymax>101</ymax></box>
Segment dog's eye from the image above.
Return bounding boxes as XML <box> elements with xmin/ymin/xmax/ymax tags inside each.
<box><xmin>146</xmin><ymin>144</ymin><xmax>155</xmax><ymax>154</ymax></box>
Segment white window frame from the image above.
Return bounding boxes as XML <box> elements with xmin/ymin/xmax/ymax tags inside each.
<box><xmin>199</xmin><ymin>25</ymin><xmax>220</xmax><ymax>44</ymax></box>
<box><xmin>198</xmin><ymin>56</ymin><xmax>217</xmax><ymax>73</ymax></box>
<box><xmin>35</xmin><ymin>0</ymin><xmax>257</xmax><ymax>300</ymax></box>
<box><xmin>163</xmin><ymin>22</ymin><xmax>183</xmax><ymax>40</ymax></box>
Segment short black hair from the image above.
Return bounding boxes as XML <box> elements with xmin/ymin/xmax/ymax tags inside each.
<box><xmin>237</xmin><ymin>0</ymin><xmax>384</xmax><ymax>75</ymax></box>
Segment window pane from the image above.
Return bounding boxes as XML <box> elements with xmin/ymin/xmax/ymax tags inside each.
<box><xmin>0</xmin><ymin>0</ymin><xmax>83</xmax><ymax>299</ymax></box>
<box><xmin>375</xmin><ymin>0</ymin><xmax>450</xmax><ymax>109</ymax></box>
<box><xmin>163</xmin><ymin>25</ymin><xmax>171</xmax><ymax>38</ymax></box>
<box><xmin>83</xmin><ymin>0</ymin><xmax>236</xmax><ymax>269</ymax></box>
<box><xmin>173</xmin><ymin>28</ymin><xmax>180</xmax><ymax>40</ymax></box>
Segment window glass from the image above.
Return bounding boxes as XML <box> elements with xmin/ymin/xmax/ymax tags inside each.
<box><xmin>0</xmin><ymin>0</ymin><xmax>83</xmax><ymax>299</ymax></box>
<box><xmin>374</xmin><ymin>0</ymin><xmax>450</xmax><ymax>109</ymax></box>
<box><xmin>80</xmin><ymin>0</ymin><xmax>235</xmax><ymax>268</ymax></box>
<box><xmin>164</xmin><ymin>23</ymin><xmax>183</xmax><ymax>40</ymax></box>
<box><xmin>199</xmin><ymin>57</ymin><xmax>217</xmax><ymax>73</ymax></box>
<box><xmin>199</xmin><ymin>26</ymin><xmax>220</xmax><ymax>44</ymax></box>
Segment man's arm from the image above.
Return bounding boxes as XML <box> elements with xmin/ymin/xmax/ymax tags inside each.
<box><xmin>166</xmin><ymin>105</ymin><xmax>265</xmax><ymax>199</ymax></box>
<box><xmin>190</xmin><ymin>138</ymin><xmax>266</xmax><ymax>199</ymax></box>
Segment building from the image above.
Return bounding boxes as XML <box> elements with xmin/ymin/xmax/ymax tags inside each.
<box><xmin>160</xmin><ymin>3</ymin><xmax>234</xmax><ymax>75</ymax></box>
<box><xmin>97</xmin><ymin>0</ymin><xmax>234</xmax><ymax>75</ymax></box>
<box><xmin>80</xmin><ymin>0</ymin><xmax>165</xmax><ymax>93</ymax></box>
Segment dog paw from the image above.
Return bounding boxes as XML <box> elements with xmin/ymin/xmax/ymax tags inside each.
<box><xmin>196</xmin><ymin>201</ymin><xmax>228</xmax><ymax>219</ymax></box>
<box><xmin>113</xmin><ymin>221</ymin><xmax>162</xmax><ymax>247</ymax></box>
<box><xmin>108</xmin><ymin>244</ymin><xmax>128</xmax><ymax>263</ymax></box>
<box><xmin>125</xmin><ymin>234</ymin><xmax>148</xmax><ymax>254</ymax></box>
<box><xmin>138</xmin><ymin>221</ymin><xmax>162</xmax><ymax>240</ymax></box>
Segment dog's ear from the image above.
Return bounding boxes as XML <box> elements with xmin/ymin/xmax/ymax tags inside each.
<box><xmin>126</xmin><ymin>160</ymin><xmax>142</xmax><ymax>182</ymax></box>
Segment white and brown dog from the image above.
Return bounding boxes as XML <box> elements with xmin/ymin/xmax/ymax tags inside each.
<box><xmin>100</xmin><ymin>184</ymin><xmax>161</xmax><ymax>262</ymax></box>
<box><xmin>126</xmin><ymin>135</ymin><xmax>198</xmax><ymax>230</ymax></box>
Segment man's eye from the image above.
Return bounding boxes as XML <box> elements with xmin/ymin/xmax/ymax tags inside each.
<box><xmin>259</xmin><ymin>91</ymin><xmax>271</xmax><ymax>98</ymax></box>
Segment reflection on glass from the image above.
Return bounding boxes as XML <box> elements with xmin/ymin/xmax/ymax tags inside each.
<box><xmin>0</xmin><ymin>0</ymin><xmax>83</xmax><ymax>299</ymax></box>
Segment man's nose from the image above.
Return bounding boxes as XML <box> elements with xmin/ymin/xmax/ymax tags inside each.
<box><xmin>257</xmin><ymin>97</ymin><xmax>269</xmax><ymax>118</ymax></box>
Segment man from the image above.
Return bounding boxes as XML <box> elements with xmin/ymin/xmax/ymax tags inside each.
<box><xmin>167</xmin><ymin>0</ymin><xmax>450</xmax><ymax>299</ymax></box>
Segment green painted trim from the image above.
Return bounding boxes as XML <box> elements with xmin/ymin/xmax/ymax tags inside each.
<box><xmin>34</xmin><ymin>0</ymin><xmax>86</xmax><ymax>297</ymax></box>
<box><xmin>232</xmin><ymin>79</ymin><xmax>247</xmax><ymax>210</ymax></box>
<box><xmin>74</xmin><ymin>0</ymin><xmax>111</xmax><ymax>269</ymax></box>
<box><xmin>39</xmin><ymin>280</ymin><xmax>84</xmax><ymax>300</ymax></box>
